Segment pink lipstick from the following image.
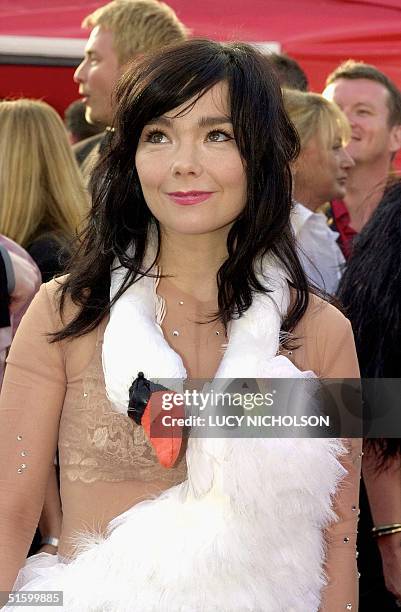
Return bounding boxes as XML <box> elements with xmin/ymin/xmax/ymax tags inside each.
<box><xmin>167</xmin><ymin>191</ymin><xmax>214</xmax><ymax>206</ymax></box>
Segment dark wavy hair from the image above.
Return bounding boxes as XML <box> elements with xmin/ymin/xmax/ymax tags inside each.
<box><xmin>338</xmin><ymin>181</ymin><xmax>401</xmax><ymax>464</ymax></box>
<box><xmin>53</xmin><ymin>39</ymin><xmax>309</xmax><ymax>342</ymax></box>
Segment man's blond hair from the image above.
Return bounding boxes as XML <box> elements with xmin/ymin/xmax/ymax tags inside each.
<box><xmin>82</xmin><ymin>0</ymin><xmax>188</xmax><ymax>65</ymax></box>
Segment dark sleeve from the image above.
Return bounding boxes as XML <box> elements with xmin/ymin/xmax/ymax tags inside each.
<box><xmin>27</xmin><ymin>237</ymin><xmax>70</xmax><ymax>283</ymax></box>
<box><xmin>0</xmin><ymin>251</ymin><xmax>10</xmax><ymax>328</ymax></box>
<box><xmin>73</xmin><ymin>132</ymin><xmax>105</xmax><ymax>166</ymax></box>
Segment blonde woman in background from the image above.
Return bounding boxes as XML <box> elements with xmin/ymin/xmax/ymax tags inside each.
<box><xmin>0</xmin><ymin>99</ymin><xmax>88</xmax><ymax>282</ymax></box>
<box><xmin>283</xmin><ymin>89</ymin><xmax>354</xmax><ymax>294</ymax></box>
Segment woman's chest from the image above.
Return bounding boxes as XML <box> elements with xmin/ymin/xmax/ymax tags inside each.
<box><xmin>59</xmin><ymin>338</ymin><xmax>187</xmax><ymax>486</ymax></box>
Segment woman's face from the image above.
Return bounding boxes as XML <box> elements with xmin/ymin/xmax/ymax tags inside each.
<box><xmin>135</xmin><ymin>81</ymin><xmax>247</xmax><ymax>237</ymax></box>
<box><xmin>296</xmin><ymin>127</ymin><xmax>354</xmax><ymax>208</ymax></box>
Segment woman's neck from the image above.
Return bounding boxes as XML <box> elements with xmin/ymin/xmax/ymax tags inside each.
<box><xmin>158</xmin><ymin>229</ymin><xmax>228</xmax><ymax>302</ymax></box>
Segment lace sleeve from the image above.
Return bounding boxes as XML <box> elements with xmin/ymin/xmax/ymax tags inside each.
<box><xmin>318</xmin><ymin>312</ymin><xmax>361</xmax><ymax>611</ymax></box>
<box><xmin>0</xmin><ymin>282</ymin><xmax>66</xmax><ymax>590</ymax></box>
<box><xmin>319</xmin><ymin>438</ymin><xmax>362</xmax><ymax>611</ymax></box>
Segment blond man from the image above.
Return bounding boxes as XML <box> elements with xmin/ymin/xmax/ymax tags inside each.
<box><xmin>73</xmin><ymin>0</ymin><xmax>188</xmax><ymax>172</ymax></box>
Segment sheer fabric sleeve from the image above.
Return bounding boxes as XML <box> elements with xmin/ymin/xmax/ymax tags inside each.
<box><xmin>317</xmin><ymin>312</ymin><xmax>361</xmax><ymax>611</ymax></box>
<box><xmin>0</xmin><ymin>282</ymin><xmax>66</xmax><ymax>590</ymax></box>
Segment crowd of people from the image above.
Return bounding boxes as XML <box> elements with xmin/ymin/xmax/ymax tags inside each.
<box><xmin>0</xmin><ymin>0</ymin><xmax>400</xmax><ymax>610</ymax></box>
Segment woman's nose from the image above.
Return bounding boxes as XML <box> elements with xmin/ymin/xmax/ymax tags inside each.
<box><xmin>341</xmin><ymin>148</ymin><xmax>355</xmax><ymax>168</ymax></box>
<box><xmin>170</xmin><ymin>143</ymin><xmax>203</xmax><ymax>177</ymax></box>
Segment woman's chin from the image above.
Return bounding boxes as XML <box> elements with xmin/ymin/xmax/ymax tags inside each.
<box><xmin>160</xmin><ymin>219</ymin><xmax>235</xmax><ymax>238</ymax></box>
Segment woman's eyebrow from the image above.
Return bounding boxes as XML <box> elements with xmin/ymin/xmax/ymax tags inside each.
<box><xmin>197</xmin><ymin>116</ymin><xmax>232</xmax><ymax>127</ymax></box>
<box><xmin>145</xmin><ymin>115</ymin><xmax>232</xmax><ymax>128</ymax></box>
<box><xmin>145</xmin><ymin>116</ymin><xmax>172</xmax><ymax>127</ymax></box>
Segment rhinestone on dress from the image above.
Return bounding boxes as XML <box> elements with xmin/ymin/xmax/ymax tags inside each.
<box><xmin>288</xmin><ymin>350</ymin><xmax>293</xmax><ymax>356</ymax></box>
<box><xmin>83</xmin><ymin>392</ymin><xmax>88</xmax><ymax>398</ymax></box>
<box><xmin>21</xmin><ymin>451</ymin><xmax>28</xmax><ymax>457</ymax></box>
<box><xmin>179</xmin><ymin>301</ymin><xmax>184</xmax><ymax>305</ymax></box>
<box><xmin>351</xmin><ymin>505</ymin><xmax>357</xmax><ymax>512</ymax></box>
<box><xmin>343</xmin><ymin>536</ymin><xmax>350</xmax><ymax>543</ymax></box>
<box><xmin>215</xmin><ymin>331</ymin><xmax>220</xmax><ymax>336</ymax></box>
<box><xmin>17</xmin><ymin>468</ymin><xmax>23</xmax><ymax>474</ymax></box>
<box><xmin>346</xmin><ymin>604</ymin><xmax>352</xmax><ymax>610</ymax></box>
<box><xmin>172</xmin><ymin>330</ymin><xmax>179</xmax><ymax>337</ymax></box>
<box><xmin>20</xmin><ymin>464</ymin><xmax>27</xmax><ymax>469</ymax></box>
<box><xmin>17</xmin><ymin>435</ymin><xmax>22</xmax><ymax>441</ymax></box>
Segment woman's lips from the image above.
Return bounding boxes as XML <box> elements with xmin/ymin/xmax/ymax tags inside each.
<box><xmin>167</xmin><ymin>191</ymin><xmax>214</xmax><ymax>206</ymax></box>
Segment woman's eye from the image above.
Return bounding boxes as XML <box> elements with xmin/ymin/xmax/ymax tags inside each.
<box><xmin>146</xmin><ymin>131</ymin><xmax>168</xmax><ymax>144</ymax></box>
<box><xmin>207</xmin><ymin>130</ymin><xmax>232</xmax><ymax>142</ymax></box>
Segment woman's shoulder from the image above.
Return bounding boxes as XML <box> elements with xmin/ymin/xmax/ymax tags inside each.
<box><xmin>290</xmin><ymin>293</ymin><xmax>358</xmax><ymax>378</ymax></box>
<box><xmin>295</xmin><ymin>293</ymin><xmax>351</xmax><ymax>337</ymax></box>
<box><xmin>39</xmin><ymin>275</ymin><xmax>79</xmax><ymax>327</ymax></box>
<box><xmin>25</xmin><ymin>276</ymin><xmax>102</xmax><ymax>377</ymax></box>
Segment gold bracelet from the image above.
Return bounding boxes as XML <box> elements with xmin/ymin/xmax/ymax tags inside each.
<box><xmin>372</xmin><ymin>523</ymin><xmax>401</xmax><ymax>533</ymax></box>
<box><xmin>372</xmin><ymin>526</ymin><xmax>401</xmax><ymax>538</ymax></box>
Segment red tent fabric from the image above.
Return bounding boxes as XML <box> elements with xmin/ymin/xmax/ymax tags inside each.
<box><xmin>1</xmin><ymin>0</ymin><xmax>401</xmax><ymax>113</ymax></box>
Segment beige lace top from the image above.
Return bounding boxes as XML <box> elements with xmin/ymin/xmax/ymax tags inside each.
<box><xmin>0</xmin><ymin>277</ymin><xmax>361</xmax><ymax>609</ymax></box>
<box><xmin>58</xmin><ymin>318</ymin><xmax>187</xmax><ymax>485</ymax></box>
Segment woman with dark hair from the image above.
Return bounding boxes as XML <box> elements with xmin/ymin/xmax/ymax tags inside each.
<box><xmin>0</xmin><ymin>40</ymin><xmax>360</xmax><ymax>610</ymax></box>
<box><xmin>338</xmin><ymin>181</ymin><xmax>401</xmax><ymax>610</ymax></box>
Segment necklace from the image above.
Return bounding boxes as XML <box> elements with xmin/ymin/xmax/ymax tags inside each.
<box><xmin>155</xmin><ymin>278</ymin><xmax>226</xmax><ymax>341</ymax></box>
<box><xmin>171</xmin><ymin>298</ymin><xmax>224</xmax><ymax>338</ymax></box>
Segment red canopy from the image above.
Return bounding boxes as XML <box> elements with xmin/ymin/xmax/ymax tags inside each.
<box><xmin>1</xmin><ymin>0</ymin><xmax>401</xmax><ymax>113</ymax></box>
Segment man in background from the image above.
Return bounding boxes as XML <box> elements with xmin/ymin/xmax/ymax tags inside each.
<box><xmin>73</xmin><ymin>0</ymin><xmax>188</xmax><ymax>179</ymax></box>
<box><xmin>269</xmin><ymin>52</ymin><xmax>309</xmax><ymax>91</ymax></box>
<box><xmin>323</xmin><ymin>60</ymin><xmax>401</xmax><ymax>257</ymax></box>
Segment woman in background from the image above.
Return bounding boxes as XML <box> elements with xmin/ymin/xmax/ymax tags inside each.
<box><xmin>0</xmin><ymin>99</ymin><xmax>88</xmax><ymax>281</ymax></box>
<box><xmin>283</xmin><ymin>89</ymin><xmax>354</xmax><ymax>294</ymax></box>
